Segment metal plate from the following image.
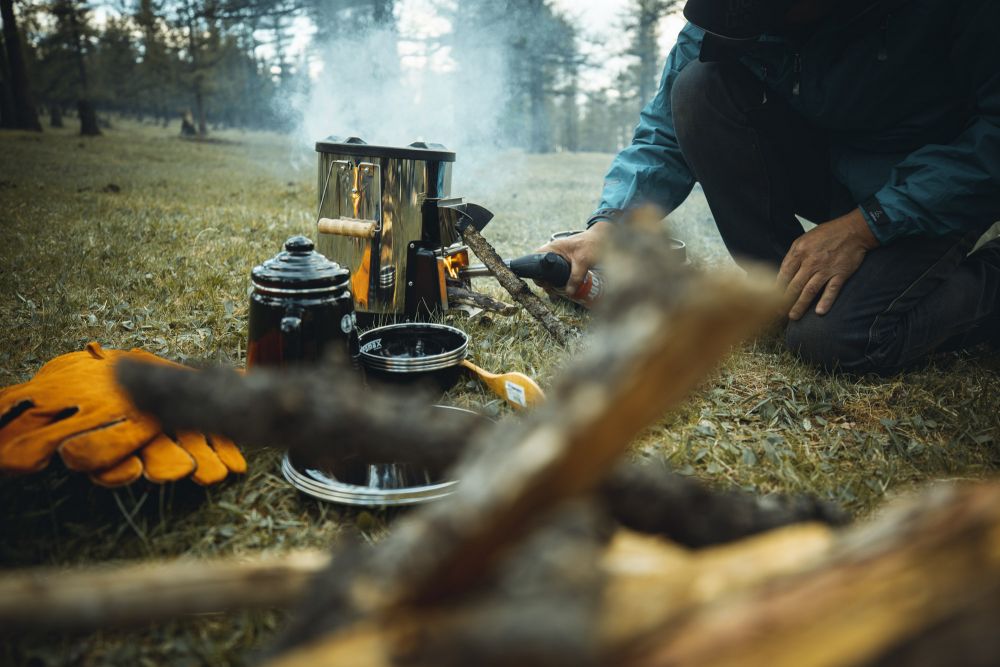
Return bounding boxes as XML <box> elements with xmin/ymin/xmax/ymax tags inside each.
<box><xmin>280</xmin><ymin>405</ymin><xmax>485</xmax><ymax>507</ymax></box>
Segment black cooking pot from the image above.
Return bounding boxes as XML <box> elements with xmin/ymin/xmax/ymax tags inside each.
<box><xmin>248</xmin><ymin>236</ymin><xmax>359</xmax><ymax>368</ymax></box>
<box><xmin>358</xmin><ymin>323</ymin><xmax>469</xmax><ymax>393</ymax></box>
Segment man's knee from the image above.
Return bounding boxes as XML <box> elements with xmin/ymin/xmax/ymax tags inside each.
<box><xmin>671</xmin><ymin>61</ymin><xmax>727</xmax><ymax>143</ymax></box>
<box><xmin>785</xmin><ymin>313</ymin><xmax>872</xmax><ymax>373</ymax></box>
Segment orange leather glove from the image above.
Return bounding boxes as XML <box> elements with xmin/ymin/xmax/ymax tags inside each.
<box><xmin>0</xmin><ymin>343</ymin><xmax>246</xmax><ymax>487</ymax></box>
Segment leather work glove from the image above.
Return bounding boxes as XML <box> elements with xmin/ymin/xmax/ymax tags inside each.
<box><xmin>0</xmin><ymin>343</ymin><xmax>246</xmax><ymax>487</ymax></box>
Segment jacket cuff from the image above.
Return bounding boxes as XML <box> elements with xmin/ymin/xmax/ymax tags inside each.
<box><xmin>587</xmin><ymin>208</ymin><xmax>624</xmax><ymax>229</ymax></box>
<box><xmin>859</xmin><ymin>196</ymin><xmax>894</xmax><ymax>245</ymax></box>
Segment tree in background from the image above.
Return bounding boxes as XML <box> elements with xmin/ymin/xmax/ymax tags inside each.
<box><xmin>625</xmin><ymin>0</ymin><xmax>678</xmax><ymax>107</ymax></box>
<box><xmin>47</xmin><ymin>0</ymin><xmax>101</xmax><ymax>135</ymax></box>
<box><xmin>0</xmin><ymin>0</ymin><xmax>42</xmax><ymax>130</ymax></box>
<box><xmin>503</xmin><ymin>0</ymin><xmax>579</xmax><ymax>153</ymax></box>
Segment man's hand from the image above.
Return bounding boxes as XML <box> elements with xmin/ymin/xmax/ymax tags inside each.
<box><xmin>536</xmin><ymin>221</ymin><xmax>612</xmax><ymax>294</ymax></box>
<box><xmin>778</xmin><ymin>208</ymin><xmax>880</xmax><ymax>320</ymax></box>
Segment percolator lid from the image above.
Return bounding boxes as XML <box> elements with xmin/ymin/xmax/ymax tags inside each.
<box><xmin>251</xmin><ymin>236</ymin><xmax>350</xmax><ymax>292</ymax></box>
<box><xmin>315</xmin><ymin>136</ymin><xmax>456</xmax><ymax>162</ymax></box>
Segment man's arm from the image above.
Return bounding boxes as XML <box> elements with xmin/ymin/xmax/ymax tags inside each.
<box><xmin>782</xmin><ymin>2</ymin><xmax>999</xmax><ymax>320</ymax></box>
<box><xmin>541</xmin><ymin>24</ymin><xmax>704</xmax><ymax>296</ymax></box>
<box><xmin>861</xmin><ymin>2</ymin><xmax>1000</xmax><ymax>244</ymax></box>
<box><xmin>589</xmin><ymin>23</ymin><xmax>705</xmax><ymax>227</ymax></box>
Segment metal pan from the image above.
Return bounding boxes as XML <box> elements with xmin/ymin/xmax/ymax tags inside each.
<box><xmin>280</xmin><ymin>405</ymin><xmax>485</xmax><ymax>507</ymax></box>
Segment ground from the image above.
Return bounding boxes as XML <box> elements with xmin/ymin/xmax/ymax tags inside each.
<box><xmin>1</xmin><ymin>120</ymin><xmax>999</xmax><ymax>666</ymax></box>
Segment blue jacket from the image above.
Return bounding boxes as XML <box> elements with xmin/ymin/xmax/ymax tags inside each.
<box><xmin>598</xmin><ymin>0</ymin><xmax>1000</xmax><ymax>245</ymax></box>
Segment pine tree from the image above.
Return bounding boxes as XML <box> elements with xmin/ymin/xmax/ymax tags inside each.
<box><xmin>1</xmin><ymin>0</ymin><xmax>42</xmax><ymax>131</ymax></box>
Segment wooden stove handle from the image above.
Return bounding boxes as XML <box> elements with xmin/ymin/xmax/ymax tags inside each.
<box><xmin>317</xmin><ymin>217</ymin><xmax>377</xmax><ymax>239</ymax></box>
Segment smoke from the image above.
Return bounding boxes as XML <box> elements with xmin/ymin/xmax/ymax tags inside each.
<box><xmin>294</xmin><ymin>8</ymin><xmax>515</xmax><ymax>195</ymax></box>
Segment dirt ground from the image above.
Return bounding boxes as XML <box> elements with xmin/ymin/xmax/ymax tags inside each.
<box><xmin>2</xmin><ymin>119</ymin><xmax>999</xmax><ymax>666</ymax></box>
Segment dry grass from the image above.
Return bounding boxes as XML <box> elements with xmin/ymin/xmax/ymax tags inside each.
<box><xmin>2</xmin><ymin>119</ymin><xmax>999</xmax><ymax>665</ymax></box>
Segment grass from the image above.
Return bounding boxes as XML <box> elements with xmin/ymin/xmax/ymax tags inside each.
<box><xmin>2</xmin><ymin>119</ymin><xmax>999</xmax><ymax>665</ymax></box>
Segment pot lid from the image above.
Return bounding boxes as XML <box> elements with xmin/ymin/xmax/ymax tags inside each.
<box><xmin>252</xmin><ymin>236</ymin><xmax>350</xmax><ymax>291</ymax></box>
<box><xmin>315</xmin><ymin>136</ymin><xmax>456</xmax><ymax>162</ymax></box>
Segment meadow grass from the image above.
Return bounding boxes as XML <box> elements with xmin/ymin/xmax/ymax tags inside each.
<box><xmin>1</xmin><ymin>119</ymin><xmax>999</xmax><ymax>665</ymax></box>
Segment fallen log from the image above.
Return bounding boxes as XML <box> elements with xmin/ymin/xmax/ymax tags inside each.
<box><xmin>0</xmin><ymin>550</ymin><xmax>328</xmax><ymax>632</ymax></box>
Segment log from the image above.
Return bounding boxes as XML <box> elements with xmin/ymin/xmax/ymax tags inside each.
<box><xmin>623</xmin><ymin>483</ymin><xmax>1000</xmax><ymax>667</ymax></box>
<box><xmin>265</xmin><ymin>483</ymin><xmax>1000</xmax><ymax>667</ymax></box>
<box><xmin>261</xmin><ymin>523</ymin><xmax>836</xmax><ymax>667</ymax></box>
<box><xmin>0</xmin><ymin>550</ymin><xmax>328</xmax><ymax>632</ymax></box>
<box><xmin>269</xmin><ymin>217</ymin><xmax>783</xmax><ymax>653</ymax></box>
<box><xmin>116</xmin><ymin>361</ymin><xmax>486</xmax><ymax>475</ymax></box>
<box><xmin>0</xmin><ymin>464</ymin><xmax>841</xmax><ymax>633</ymax></box>
<box><xmin>460</xmin><ymin>225</ymin><xmax>575</xmax><ymax>345</ymax></box>
<box><xmin>601</xmin><ymin>461</ymin><xmax>847</xmax><ymax>547</ymax></box>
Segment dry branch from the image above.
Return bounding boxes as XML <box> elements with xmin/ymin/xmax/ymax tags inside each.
<box><xmin>460</xmin><ymin>225</ymin><xmax>575</xmax><ymax>345</ymax></box>
<box><xmin>0</xmin><ymin>550</ymin><xmax>328</xmax><ymax>632</ymax></box>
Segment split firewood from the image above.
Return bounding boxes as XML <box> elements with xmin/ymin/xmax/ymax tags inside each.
<box><xmin>0</xmin><ymin>550</ymin><xmax>328</xmax><ymax>632</ymax></box>
<box><xmin>459</xmin><ymin>225</ymin><xmax>576</xmax><ymax>345</ymax></box>
<box><xmin>446</xmin><ymin>282</ymin><xmax>519</xmax><ymax>316</ymax></box>
<box><xmin>620</xmin><ymin>482</ymin><xmax>1000</xmax><ymax>667</ymax></box>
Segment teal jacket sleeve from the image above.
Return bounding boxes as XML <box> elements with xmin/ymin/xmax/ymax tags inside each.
<box><xmin>865</xmin><ymin>2</ymin><xmax>1000</xmax><ymax>244</ymax></box>
<box><xmin>595</xmin><ymin>24</ymin><xmax>705</xmax><ymax>219</ymax></box>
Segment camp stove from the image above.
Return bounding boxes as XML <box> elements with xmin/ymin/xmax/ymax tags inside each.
<box><xmin>315</xmin><ymin>136</ymin><xmax>491</xmax><ymax>324</ymax></box>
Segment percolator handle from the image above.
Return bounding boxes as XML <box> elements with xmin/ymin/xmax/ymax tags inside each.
<box><xmin>318</xmin><ymin>217</ymin><xmax>377</xmax><ymax>239</ymax></box>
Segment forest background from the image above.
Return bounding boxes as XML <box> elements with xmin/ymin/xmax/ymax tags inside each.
<box><xmin>0</xmin><ymin>0</ymin><xmax>684</xmax><ymax>154</ymax></box>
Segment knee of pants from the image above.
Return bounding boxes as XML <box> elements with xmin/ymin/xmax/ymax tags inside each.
<box><xmin>785</xmin><ymin>313</ymin><xmax>872</xmax><ymax>373</ymax></box>
<box><xmin>670</xmin><ymin>60</ymin><xmax>738</xmax><ymax>152</ymax></box>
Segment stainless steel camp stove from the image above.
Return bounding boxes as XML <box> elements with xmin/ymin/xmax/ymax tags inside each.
<box><xmin>315</xmin><ymin>136</ymin><xmax>491</xmax><ymax>324</ymax></box>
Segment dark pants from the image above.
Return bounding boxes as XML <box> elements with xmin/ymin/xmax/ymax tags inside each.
<box><xmin>670</xmin><ymin>60</ymin><xmax>1000</xmax><ymax>373</ymax></box>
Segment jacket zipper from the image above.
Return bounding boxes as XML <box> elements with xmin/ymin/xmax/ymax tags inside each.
<box><xmin>793</xmin><ymin>53</ymin><xmax>802</xmax><ymax>96</ymax></box>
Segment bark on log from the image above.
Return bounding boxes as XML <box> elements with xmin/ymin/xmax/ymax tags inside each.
<box><xmin>460</xmin><ymin>225</ymin><xmax>575</xmax><ymax>345</ymax></box>
<box><xmin>0</xmin><ymin>550</ymin><xmax>328</xmax><ymax>632</ymax></box>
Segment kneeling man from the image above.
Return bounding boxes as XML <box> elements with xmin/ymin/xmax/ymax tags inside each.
<box><xmin>547</xmin><ymin>0</ymin><xmax>1000</xmax><ymax>373</ymax></box>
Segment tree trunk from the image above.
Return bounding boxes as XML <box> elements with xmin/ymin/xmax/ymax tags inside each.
<box><xmin>0</xmin><ymin>0</ymin><xmax>42</xmax><ymax>131</ymax></box>
<box><xmin>77</xmin><ymin>98</ymin><xmax>99</xmax><ymax>135</ymax></box>
<box><xmin>67</xmin><ymin>2</ymin><xmax>100</xmax><ymax>136</ymax></box>
<box><xmin>194</xmin><ymin>78</ymin><xmax>207</xmax><ymax>136</ymax></box>
<box><xmin>50</xmin><ymin>105</ymin><xmax>63</xmax><ymax>127</ymax></box>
